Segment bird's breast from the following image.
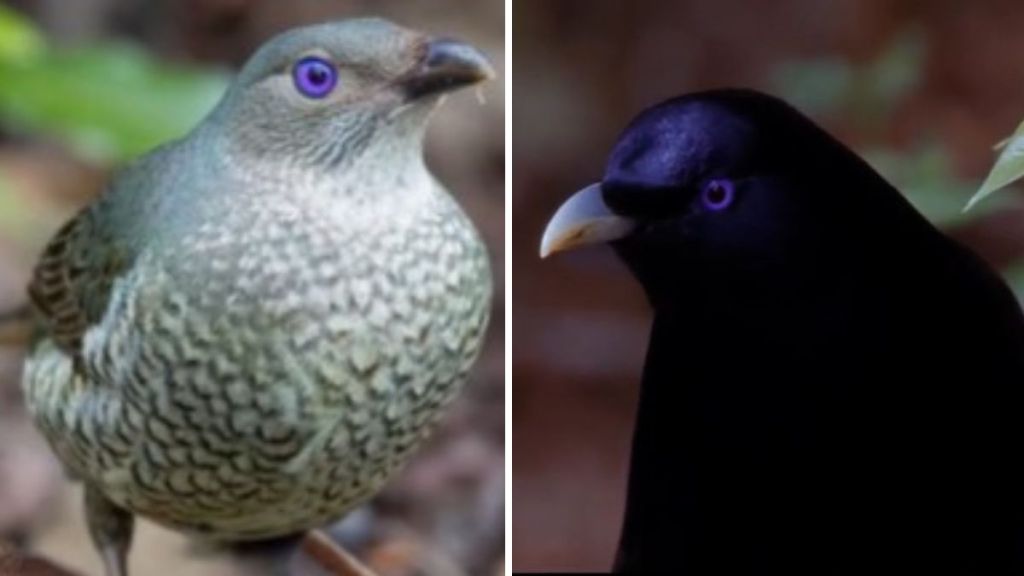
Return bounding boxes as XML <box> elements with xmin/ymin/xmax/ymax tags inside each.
<box><xmin>32</xmin><ymin>186</ymin><xmax>491</xmax><ymax>537</ymax></box>
<box><xmin>147</xmin><ymin>189</ymin><xmax>490</xmax><ymax>423</ymax></box>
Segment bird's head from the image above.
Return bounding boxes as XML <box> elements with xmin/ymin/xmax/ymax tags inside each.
<box><xmin>541</xmin><ymin>89</ymin><xmax>905</xmax><ymax>302</ymax></box>
<box><xmin>207</xmin><ymin>17</ymin><xmax>493</xmax><ymax>168</ymax></box>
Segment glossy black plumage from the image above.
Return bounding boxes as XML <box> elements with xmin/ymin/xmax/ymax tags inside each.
<box><xmin>550</xmin><ymin>90</ymin><xmax>1024</xmax><ymax>574</ymax></box>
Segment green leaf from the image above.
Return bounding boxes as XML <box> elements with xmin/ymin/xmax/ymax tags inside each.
<box><xmin>0</xmin><ymin>41</ymin><xmax>229</xmax><ymax>163</ymax></box>
<box><xmin>0</xmin><ymin>5</ymin><xmax>45</xmax><ymax>64</ymax></box>
<box><xmin>965</xmin><ymin>119</ymin><xmax>1024</xmax><ymax>211</ymax></box>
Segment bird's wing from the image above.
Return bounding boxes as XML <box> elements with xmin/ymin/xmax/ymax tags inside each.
<box><xmin>27</xmin><ymin>142</ymin><xmax>186</xmax><ymax>359</ymax></box>
<box><xmin>27</xmin><ymin>206</ymin><xmax>128</xmax><ymax>359</ymax></box>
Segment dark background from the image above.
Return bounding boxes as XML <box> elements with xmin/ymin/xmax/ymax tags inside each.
<box><xmin>512</xmin><ymin>0</ymin><xmax>1024</xmax><ymax>571</ymax></box>
<box><xmin>0</xmin><ymin>1</ymin><xmax>503</xmax><ymax>575</ymax></box>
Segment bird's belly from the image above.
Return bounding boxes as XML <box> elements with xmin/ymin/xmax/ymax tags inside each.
<box><xmin>25</xmin><ymin>234</ymin><xmax>490</xmax><ymax>538</ymax></box>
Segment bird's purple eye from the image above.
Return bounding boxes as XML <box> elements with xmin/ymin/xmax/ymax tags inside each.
<box><xmin>701</xmin><ymin>179</ymin><xmax>735</xmax><ymax>211</ymax></box>
<box><xmin>292</xmin><ymin>57</ymin><xmax>337</xmax><ymax>99</ymax></box>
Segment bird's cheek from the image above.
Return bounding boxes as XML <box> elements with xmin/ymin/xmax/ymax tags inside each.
<box><xmin>650</xmin><ymin>217</ymin><xmax>697</xmax><ymax>246</ymax></box>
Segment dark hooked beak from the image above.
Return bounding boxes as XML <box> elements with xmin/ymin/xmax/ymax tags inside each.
<box><xmin>403</xmin><ymin>38</ymin><xmax>495</xmax><ymax>99</ymax></box>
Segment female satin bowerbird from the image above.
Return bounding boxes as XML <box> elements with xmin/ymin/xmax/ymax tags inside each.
<box><xmin>22</xmin><ymin>18</ymin><xmax>493</xmax><ymax>576</ymax></box>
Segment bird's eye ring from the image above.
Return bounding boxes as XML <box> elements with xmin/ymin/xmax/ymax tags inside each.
<box><xmin>701</xmin><ymin>179</ymin><xmax>735</xmax><ymax>211</ymax></box>
<box><xmin>293</xmin><ymin>57</ymin><xmax>338</xmax><ymax>99</ymax></box>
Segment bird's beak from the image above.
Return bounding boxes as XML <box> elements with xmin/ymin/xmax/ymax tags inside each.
<box><xmin>540</xmin><ymin>183</ymin><xmax>638</xmax><ymax>258</ymax></box>
<box><xmin>403</xmin><ymin>38</ymin><xmax>495</xmax><ymax>99</ymax></box>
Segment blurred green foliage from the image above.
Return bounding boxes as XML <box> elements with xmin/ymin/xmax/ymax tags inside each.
<box><xmin>773</xmin><ymin>31</ymin><xmax>924</xmax><ymax>136</ymax></box>
<box><xmin>772</xmin><ymin>30</ymin><xmax>984</xmax><ymax>228</ymax></box>
<box><xmin>0</xmin><ymin>4</ymin><xmax>44</xmax><ymax>63</ymax></box>
<box><xmin>0</xmin><ymin>4</ymin><xmax>228</xmax><ymax>163</ymax></box>
<box><xmin>0</xmin><ymin>5</ymin><xmax>229</xmax><ymax>250</ymax></box>
<box><xmin>772</xmin><ymin>31</ymin><xmax>1024</xmax><ymax>296</ymax></box>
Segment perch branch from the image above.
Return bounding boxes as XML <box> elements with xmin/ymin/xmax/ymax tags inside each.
<box><xmin>301</xmin><ymin>530</ymin><xmax>380</xmax><ymax>576</ymax></box>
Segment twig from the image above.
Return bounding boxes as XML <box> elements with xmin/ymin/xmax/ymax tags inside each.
<box><xmin>300</xmin><ymin>530</ymin><xmax>380</xmax><ymax>576</ymax></box>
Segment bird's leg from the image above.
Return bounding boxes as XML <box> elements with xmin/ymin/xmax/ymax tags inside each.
<box><xmin>300</xmin><ymin>530</ymin><xmax>379</xmax><ymax>576</ymax></box>
<box><xmin>84</xmin><ymin>486</ymin><xmax>134</xmax><ymax>576</ymax></box>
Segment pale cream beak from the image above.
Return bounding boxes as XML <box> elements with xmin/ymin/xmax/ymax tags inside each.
<box><xmin>539</xmin><ymin>183</ymin><xmax>638</xmax><ymax>258</ymax></box>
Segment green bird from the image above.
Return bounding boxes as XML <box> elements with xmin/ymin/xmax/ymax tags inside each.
<box><xmin>20</xmin><ymin>18</ymin><xmax>493</xmax><ymax>576</ymax></box>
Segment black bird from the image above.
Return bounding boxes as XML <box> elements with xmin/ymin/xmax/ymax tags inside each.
<box><xmin>540</xmin><ymin>89</ymin><xmax>1024</xmax><ymax>574</ymax></box>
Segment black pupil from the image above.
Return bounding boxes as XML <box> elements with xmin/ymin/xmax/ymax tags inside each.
<box><xmin>706</xmin><ymin>183</ymin><xmax>726</xmax><ymax>205</ymax></box>
<box><xmin>307</xmin><ymin>65</ymin><xmax>328</xmax><ymax>86</ymax></box>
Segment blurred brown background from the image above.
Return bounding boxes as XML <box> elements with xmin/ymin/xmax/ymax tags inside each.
<box><xmin>0</xmin><ymin>1</ymin><xmax>503</xmax><ymax>575</ymax></box>
<box><xmin>512</xmin><ymin>0</ymin><xmax>1024</xmax><ymax>572</ymax></box>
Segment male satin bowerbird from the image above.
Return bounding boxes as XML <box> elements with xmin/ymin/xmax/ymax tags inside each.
<box><xmin>541</xmin><ymin>89</ymin><xmax>1024</xmax><ymax>574</ymax></box>
<box><xmin>21</xmin><ymin>18</ymin><xmax>493</xmax><ymax>576</ymax></box>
